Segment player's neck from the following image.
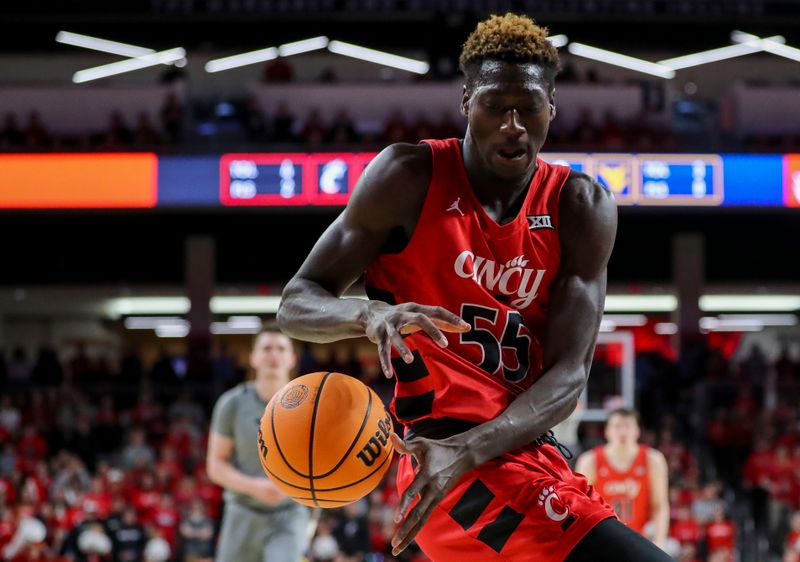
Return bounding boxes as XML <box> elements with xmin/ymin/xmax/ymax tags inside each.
<box><xmin>461</xmin><ymin>134</ymin><xmax>537</xmax><ymax>209</ymax></box>
<box><xmin>253</xmin><ymin>373</ymin><xmax>288</xmax><ymax>402</ymax></box>
<box><xmin>606</xmin><ymin>442</ymin><xmax>639</xmax><ymax>458</ymax></box>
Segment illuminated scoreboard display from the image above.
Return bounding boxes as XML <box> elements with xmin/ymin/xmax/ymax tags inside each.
<box><xmin>0</xmin><ymin>151</ymin><xmax>796</xmax><ymax>209</ymax></box>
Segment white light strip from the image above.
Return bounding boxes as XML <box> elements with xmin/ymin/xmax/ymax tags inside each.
<box><xmin>327</xmin><ymin>40</ymin><xmax>429</xmax><ymax>74</ymax></box>
<box><xmin>73</xmin><ymin>47</ymin><xmax>186</xmax><ymax>83</ymax></box>
<box><xmin>57</xmin><ymin>31</ymin><xmax>155</xmax><ymax>58</ymax></box>
<box><xmin>732</xmin><ymin>31</ymin><xmax>800</xmax><ymax>63</ymax></box>
<box><xmin>107</xmin><ymin>297</ymin><xmax>190</xmax><ymax>317</ymax></box>
<box><xmin>567</xmin><ymin>43</ymin><xmax>675</xmax><ymax>78</ymax></box>
<box><xmin>654</xmin><ymin>322</ymin><xmax>678</xmax><ymax>335</ymax></box>
<box><xmin>658</xmin><ymin>41</ymin><xmax>766</xmax><ymax>70</ymax></box>
<box><xmin>210</xmin><ymin>296</ymin><xmax>282</xmax><ymax>314</ymax></box>
<box><xmin>278</xmin><ymin>36</ymin><xmax>330</xmax><ymax>57</ymax></box>
<box><xmin>205</xmin><ymin>47</ymin><xmax>279</xmax><ymax>73</ymax></box>
<box><xmin>547</xmin><ymin>34</ymin><xmax>569</xmax><ymax>48</ymax></box>
<box><xmin>156</xmin><ymin>324</ymin><xmax>190</xmax><ymax>338</ymax></box>
<box><xmin>599</xmin><ymin>321</ymin><xmax>616</xmax><ymax>332</ymax></box>
<box><xmin>211</xmin><ymin>322</ymin><xmax>262</xmax><ymax>335</ymax></box>
<box><xmin>601</xmin><ymin>314</ymin><xmax>648</xmax><ymax>326</ymax></box>
<box><xmin>124</xmin><ymin>317</ymin><xmax>188</xmax><ymax>330</ymax></box>
<box><xmin>604</xmin><ymin>295</ymin><xmax>678</xmax><ymax>312</ymax></box>
<box><xmin>717</xmin><ymin>314</ymin><xmax>798</xmax><ymax>326</ymax></box>
<box><xmin>699</xmin><ymin>295</ymin><xmax>800</xmax><ymax>312</ymax></box>
<box><xmin>227</xmin><ymin>315</ymin><xmax>263</xmax><ymax>329</ymax></box>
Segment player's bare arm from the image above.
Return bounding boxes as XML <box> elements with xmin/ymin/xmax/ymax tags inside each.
<box><xmin>647</xmin><ymin>448</ymin><xmax>670</xmax><ymax>549</ymax></box>
<box><xmin>278</xmin><ymin>142</ymin><xmax>470</xmax><ymax>376</ymax></box>
<box><xmin>206</xmin><ymin>431</ymin><xmax>285</xmax><ymax>505</ymax></box>
<box><xmin>575</xmin><ymin>448</ymin><xmax>598</xmax><ymax>484</ymax></box>
<box><xmin>390</xmin><ymin>172</ymin><xmax>617</xmax><ymax>555</ymax></box>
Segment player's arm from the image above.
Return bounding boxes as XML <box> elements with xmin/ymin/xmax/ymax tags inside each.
<box><xmin>575</xmin><ymin>449</ymin><xmax>598</xmax><ymax>484</ymax></box>
<box><xmin>278</xmin><ymin>143</ymin><xmax>470</xmax><ymax>376</ymax></box>
<box><xmin>390</xmin><ymin>172</ymin><xmax>616</xmax><ymax>555</ymax></box>
<box><xmin>206</xmin><ymin>431</ymin><xmax>285</xmax><ymax>505</ymax></box>
<box><xmin>647</xmin><ymin>448</ymin><xmax>670</xmax><ymax>549</ymax></box>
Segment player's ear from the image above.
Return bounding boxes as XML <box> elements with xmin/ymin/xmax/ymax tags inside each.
<box><xmin>461</xmin><ymin>85</ymin><xmax>470</xmax><ymax>117</ymax></box>
<box><xmin>549</xmin><ymin>89</ymin><xmax>557</xmax><ymax>121</ymax></box>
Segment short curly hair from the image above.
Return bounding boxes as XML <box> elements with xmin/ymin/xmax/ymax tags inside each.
<box><xmin>459</xmin><ymin>13</ymin><xmax>560</xmax><ymax>89</ymax></box>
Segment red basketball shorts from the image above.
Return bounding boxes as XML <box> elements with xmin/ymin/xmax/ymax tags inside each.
<box><xmin>397</xmin><ymin>444</ymin><xmax>616</xmax><ymax>562</ymax></box>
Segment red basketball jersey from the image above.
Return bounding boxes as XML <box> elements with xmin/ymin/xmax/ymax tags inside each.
<box><xmin>593</xmin><ymin>445</ymin><xmax>651</xmax><ymax>533</ymax></box>
<box><xmin>364</xmin><ymin>138</ymin><xmax>571</xmax><ymax>429</ymax></box>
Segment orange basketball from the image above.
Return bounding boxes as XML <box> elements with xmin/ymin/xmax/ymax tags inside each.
<box><xmin>257</xmin><ymin>371</ymin><xmax>394</xmax><ymax>508</ymax></box>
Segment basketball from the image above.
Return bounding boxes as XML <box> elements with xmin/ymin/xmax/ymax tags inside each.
<box><xmin>258</xmin><ymin>371</ymin><xmax>394</xmax><ymax>508</ymax></box>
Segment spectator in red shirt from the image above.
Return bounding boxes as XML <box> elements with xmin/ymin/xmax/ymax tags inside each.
<box><xmin>786</xmin><ymin>511</ymin><xmax>800</xmax><ymax>555</ymax></box>
<box><xmin>706</xmin><ymin>506</ymin><xmax>736</xmax><ymax>552</ymax></box>
<box><xmin>131</xmin><ymin>472</ymin><xmax>161</xmax><ymax>521</ymax></box>
<box><xmin>149</xmin><ymin>493</ymin><xmax>179</xmax><ymax>549</ymax></box>
<box><xmin>671</xmin><ymin>505</ymin><xmax>701</xmax><ymax>547</ymax></box>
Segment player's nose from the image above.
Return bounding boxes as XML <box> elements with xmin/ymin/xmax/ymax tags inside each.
<box><xmin>499</xmin><ymin>109</ymin><xmax>525</xmax><ymax>137</ymax></box>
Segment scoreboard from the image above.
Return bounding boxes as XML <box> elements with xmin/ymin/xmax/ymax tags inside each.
<box><xmin>0</xmin><ymin>151</ymin><xmax>797</xmax><ymax>209</ymax></box>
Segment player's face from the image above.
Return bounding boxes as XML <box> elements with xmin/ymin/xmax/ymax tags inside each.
<box><xmin>605</xmin><ymin>414</ymin><xmax>640</xmax><ymax>446</ymax></box>
<box><xmin>250</xmin><ymin>332</ymin><xmax>296</xmax><ymax>381</ymax></box>
<box><xmin>462</xmin><ymin>60</ymin><xmax>555</xmax><ymax>181</ymax></box>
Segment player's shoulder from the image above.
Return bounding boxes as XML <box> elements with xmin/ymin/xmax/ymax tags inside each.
<box><xmin>645</xmin><ymin>446</ymin><xmax>668</xmax><ymax>466</ymax></box>
<box><xmin>361</xmin><ymin>142</ymin><xmax>432</xmax><ymax>191</ymax></box>
<box><xmin>347</xmin><ymin>142</ymin><xmax>432</xmax><ymax>227</ymax></box>
<box><xmin>214</xmin><ymin>382</ymin><xmax>251</xmax><ymax>408</ymax></box>
<box><xmin>562</xmin><ymin>169</ymin><xmax>616</xmax><ymax>216</ymax></box>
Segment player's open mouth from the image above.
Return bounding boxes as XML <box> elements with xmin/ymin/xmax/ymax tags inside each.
<box><xmin>496</xmin><ymin>148</ymin><xmax>527</xmax><ymax>161</ymax></box>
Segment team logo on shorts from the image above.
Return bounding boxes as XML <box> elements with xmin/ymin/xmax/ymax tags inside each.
<box><xmin>281</xmin><ymin>385</ymin><xmax>309</xmax><ymax>409</ymax></box>
<box><xmin>538</xmin><ymin>485</ymin><xmax>570</xmax><ymax>522</ymax></box>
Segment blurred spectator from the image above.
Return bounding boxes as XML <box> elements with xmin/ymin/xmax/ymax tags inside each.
<box><xmin>332</xmin><ymin>500</ymin><xmax>371</xmax><ymax>561</ymax></box>
<box><xmin>31</xmin><ymin>347</ymin><xmax>63</xmax><ymax>387</ymax></box>
<box><xmin>271</xmin><ymin>101</ymin><xmax>295</xmax><ymax>143</ymax></box>
<box><xmin>262</xmin><ymin>58</ymin><xmax>294</xmax><ymax>83</ymax></box>
<box><xmin>309</xmin><ymin>516</ymin><xmax>339</xmax><ymax>562</ymax></box>
<box><xmin>327</xmin><ymin>109</ymin><xmax>360</xmax><ymax>145</ymax></box>
<box><xmin>179</xmin><ymin>500</ymin><xmax>214</xmax><ymax>562</ymax></box>
<box><xmin>8</xmin><ymin>347</ymin><xmax>32</xmax><ymax>391</ymax></box>
<box><xmin>241</xmin><ymin>98</ymin><xmax>268</xmax><ymax>142</ymax></box>
<box><xmin>133</xmin><ymin>113</ymin><xmax>163</xmax><ymax>147</ymax></box>
<box><xmin>0</xmin><ymin>396</ymin><xmax>22</xmax><ymax>437</ymax></box>
<box><xmin>159</xmin><ymin>93</ymin><xmax>184</xmax><ymax>143</ymax></box>
<box><xmin>24</xmin><ymin>111</ymin><xmax>51</xmax><ymax>148</ymax></box>
<box><xmin>120</xmin><ymin>429</ymin><xmax>155</xmax><ymax>470</ymax></box>
<box><xmin>1</xmin><ymin>113</ymin><xmax>24</xmax><ymax>148</ymax></box>
<box><xmin>383</xmin><ymin>109</ymin><xmax>410</xmax><ymax>144</ymax></box>
<box><xmin>108</xmin><ymin>507</ymin><xmax>145</xmax><ymax>562</ymax></box>
<box><xmin>706</xmin><ymin>507</ymin><xmax>736</xmax><ymax>554</ymax></box>
<box><xmin>300</xmin><ymin>109</ymin><xmax>327</xmax><ymax>147</ymax></box>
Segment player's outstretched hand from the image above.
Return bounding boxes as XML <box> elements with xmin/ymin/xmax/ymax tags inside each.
<box><xmin>389</xmin><ymin>432</ymin><xmax>475</xmax><ymax>556</ymax></box>
<box><xmin>364</xmin><ymin>302</ymin><xmax>470</xmax><ymax>378</ymax></box>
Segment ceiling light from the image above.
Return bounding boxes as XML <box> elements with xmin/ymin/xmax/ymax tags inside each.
<box><xmin>604</xmin><ymin>295</ymin><xmax>678</xmax><ymax>312</ymax></box>
<box><xmin>327</xmin><ymin>40</ymin><xmax>429</xmax><ymax>74</ymax></box>
<box><xmin>123</xmin><ymin>317</ymin><xmax>188</xmax><ymax>330</ymax></box>
<box><xmin>567</xmin><ymin>43</ymin><xmax>675</xmax><ymax>79</ymax></box>
<box><xmin>658</xmin><ymin>41</ymin><xmax>767</xmax><ymax>70</ymax></box>
<box><xmin>205</xmin><ymin>47</ymin><xmax>279</xmax><ymax>73</ymax></box>
<box><xmin>278</xmin><ymin>36</ymin><xmax>329</xmax><ymax>57</ymax></box>
<box><xmin>73</xmin><ymin>47</ymin><xmax>186</xmax><ymax>83</ymax></box>
<box><xmin>547</xmin><ymin>34</ymin><xmax>569</xmax><ymax>48</ymax></box>
<box><xmin>654</xmin><ymin>322</ymin><xmax>678</xmax><ymax>335</ymax></box>
<box><xmin>210</xmin><ymin>296</ymin><xmax>282</xmax><ymax>314</ymax></box>
<box><xmin>699</xmin><ymin>295</ymin><xmax>800</xmax><ymax>312</ymax></box>
<box><xmin>732</xmin><ymin>31</ymin><xmax>800</xmax><ymax>63</ymax></box>
<box><xmin>156</xmin><ymin>324</ymin><xmax>190</xmax><ymax>338</ymax></box>
<box><xmin>602</xmin><ymin>314</ymin><xmax>648</xmax><ymax>326</ymax></box>
<box><xmin>57</xmin><ymin>31</ymin><xmax>156</xmax><ymax>58</ymax></box>
<box><xmin>107</xmin><ymin>297</ymin><xmax>190</xmax><ymax>317</ymax></box>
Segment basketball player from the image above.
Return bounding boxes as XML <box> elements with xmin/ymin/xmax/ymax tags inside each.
<box><xmin>278</xmin><ymin>13</ymin><xmax>673</xmax><ymax>562</ymax></box>
<box><xmin>575</xmin><ymin>408</ymin><xmax>670</xmax><ymax>549</ymax></box>
<box><xmin>207</xmin><ymin>326</ymin><xmax>310</xmax><ymax>562</ymax></box>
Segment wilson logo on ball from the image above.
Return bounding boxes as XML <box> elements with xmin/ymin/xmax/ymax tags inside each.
<box><xmin>257</xmin><ymin>427</ymin><xmax>268</xmax><ymax>459</ymax></box>
<box><xmin>356</xmin><ymin>414</ymin><xmax>392</xmax><ymax>467</ymax></box>
<box><xmin>280</xmin><ymin>384</ymin><xmax>309</xmax><ymax>409</ymax></box>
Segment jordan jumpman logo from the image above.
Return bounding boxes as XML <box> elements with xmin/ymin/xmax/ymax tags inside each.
<box><xmin>447</xmin><ymin>197</ymin><xmax>465</xmax><ymax>216</ymax></box>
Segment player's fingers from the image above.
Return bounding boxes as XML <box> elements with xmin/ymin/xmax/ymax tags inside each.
<box><xmin>410</xmin><ymin>314</ymin><xmax>448</xmax><ymax>347</ymax></box>
<box><xmin>419</xmin><ymin>306</ymin><xmax>471</xmax><ymax>331</ymax></box>
<box><xmin>396</xmin><ymin>475</ymin><xmax>428</xmax><ymax>523</ymax></box>
<box><xmin>389</xmin><ymin>433</ymin><xmax>414</xmax><ymax>456</ymax></box>
<box><xmin>388</xmin><ymin>329</ymin><xmax>414</xmax><ymax>363</ymax></box>
<box><xmin>375</xmin><ymin>335</ymin><xmax>394</xmax><ymax>378</ymax></box>
<box><xmin>392</xmin><ymin>490</ymin><xmax>441</xmax><ymax>555</ymax></box>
